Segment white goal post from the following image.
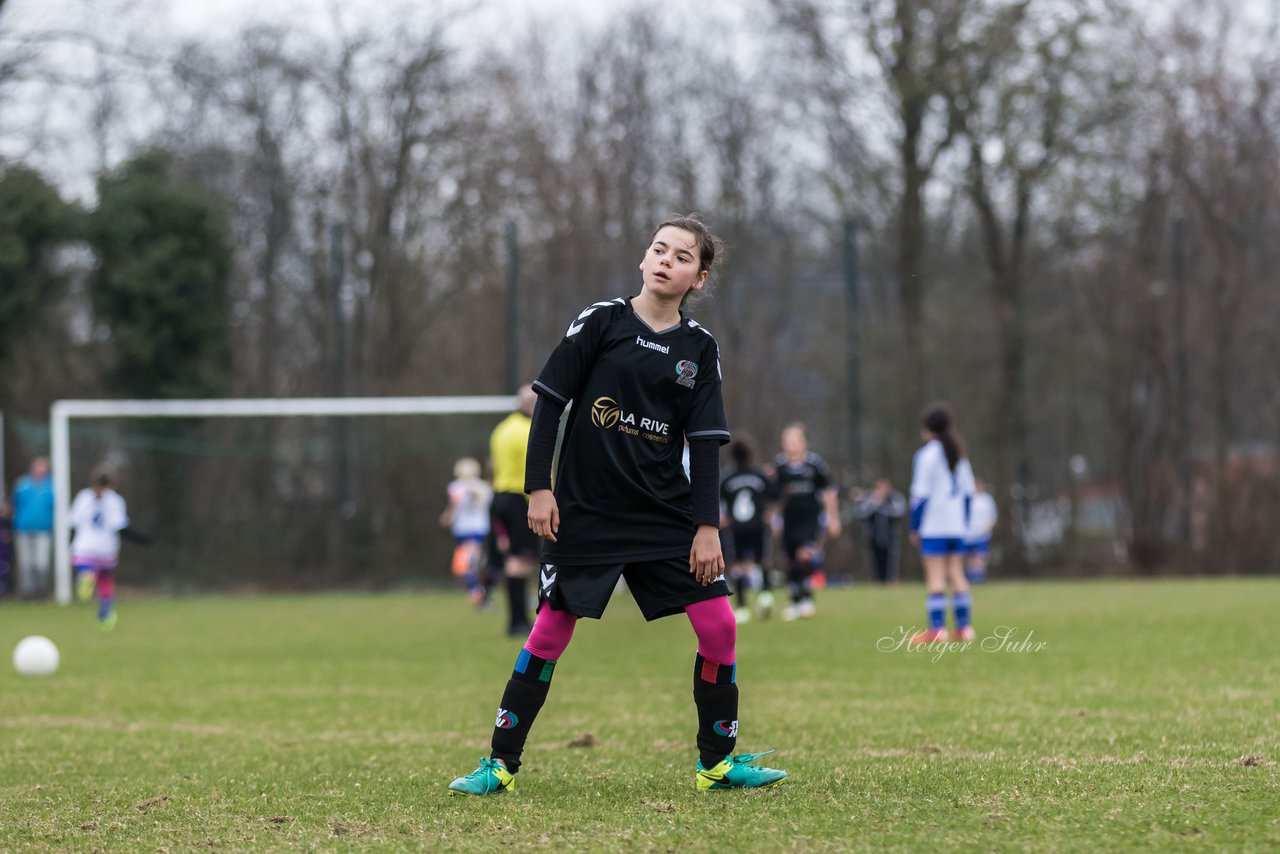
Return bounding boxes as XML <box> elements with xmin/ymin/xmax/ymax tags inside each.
<box><xmin>50</xmin><ymin>395</ymin><xmax>516</xmax><ymax>604</ymax></box>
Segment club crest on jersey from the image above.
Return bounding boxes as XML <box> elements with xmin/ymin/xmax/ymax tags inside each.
<box><xmin>590</xmin><ymin>396</ymin><xmax>670</xmax><ymax>443</ymax></box>
<box><xmin>675</xmin><ymin>360</ymin><xmax>698</xmax><ymax>388</ymax></box>
<box><xmin>714</xmin><ymin>719</ymin><xmax>738</xmax><ymax>737</ymax></box>
<box><xmin>495</xmin><ymin>708</ymin><xmax>519</xmax><ymax>729</ymax></box>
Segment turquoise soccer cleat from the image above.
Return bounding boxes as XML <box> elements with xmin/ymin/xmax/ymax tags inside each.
<box><xmin>448</xmin><ymin>758</ymin><xmax>515</xmax><ymax>796</ymax></box>
<box><xmin>695</xmin><ymin>750</ymin><xmax>788</xmax><ymax>791</ymax></box>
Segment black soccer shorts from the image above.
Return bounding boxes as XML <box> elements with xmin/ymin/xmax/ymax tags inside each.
<box><xmin>537</xmin><ymin>557</ymin><xmax>730</xmax><ymax>621</ymax></box>
<box><xmin>490</xmin><ymin>492</ymin><xmax>541</xmax><ymax>559</ymax></box>
<box><xmin>783</xmin><ymin>521</ymin><xmax>820</xmax><ymax>562</ymax></box>
<box><xmin>731</xmin><ymin>525</ymin><xmax>766</xmax><ymax>563</ymax></box>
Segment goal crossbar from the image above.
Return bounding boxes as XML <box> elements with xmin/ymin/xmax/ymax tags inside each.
<box><xmin>50</xmin><ymin>395</ymin><xmax>516</xmax><ymax>604</ymax></box>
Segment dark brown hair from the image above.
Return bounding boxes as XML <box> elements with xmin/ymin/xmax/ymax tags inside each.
<box><xmin>922</xmin><ymin>403</ymin><xmax>965</xmax><ymax>471</ymax></box>
<box><xmin>91</xmin><ymin>464</ymin><xmax>114</xmax><ymax>490</ymax></box>
<box><xmin>649</xmin><ymin>213</ymin><xmax>723</xmax><ymax>308</ymax></box>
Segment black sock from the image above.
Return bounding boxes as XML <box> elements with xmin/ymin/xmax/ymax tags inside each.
<box><xmin>489</xmin><ymin>648</ymin><xmax>557</xmax><ymax>773</ymax></box>
<box><xmin>693</xmin><ymin>653</ymin><xmax>738</xmax><ymax>769</ymax></box>
<box><xmin>735</xmin><ymin>574</ymin><xmax>750</xmax><ymax>609</ymax></box>
<box><xmin>788</xmin><ymin>563</ymin><xmax>808</xmax><ymax>603</ymax></box>
<box><xmin>506</xmin><ymin>575</ymin><xmax>529</xmax><ymax>630</ymax></box>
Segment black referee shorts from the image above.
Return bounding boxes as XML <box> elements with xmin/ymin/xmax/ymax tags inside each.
<box><xmin>537</xmin><ymin>557</ymin><xmax>730</xmax><ymax>622</ymax></box>
<box><xmin>491</xmin><ymin>492</ymin><xmax>540</xmax><ymax>560</ymax></box>
<box><xmin>730</xmin><ymin>525</ymin><xmax>766</xmax><ymax>563</ymax></box>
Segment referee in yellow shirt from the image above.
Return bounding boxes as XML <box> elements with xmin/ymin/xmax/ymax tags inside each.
<box><xmin>490</xmin><ymin>385</ymin><xmax>539</xmax><ymax>636</ymax></box>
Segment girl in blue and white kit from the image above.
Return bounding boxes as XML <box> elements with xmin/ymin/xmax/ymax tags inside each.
<box><xmin>440</xmin><ymin>457</ymin><xmax>493</xmax><ymax>607</ymax></box>
<box><xmin>908</xmin><ymin>405</ymin><xmax>976</xmax><ymax>644</ymax></box>
<box><xmin>70</xmin><ymin>467</ymin><xmax>131</xmax><ymax>631</ymax></box>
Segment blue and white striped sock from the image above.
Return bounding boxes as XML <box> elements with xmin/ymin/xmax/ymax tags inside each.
<box><xmin>926</xmin><ymin>593</ymin><xmax>947</xmax><ymax>631</ymax></box>
<box><xmin>952</xmin><ymin>591</ymin><xmax>972</xmax><ymax>629</ymax></box>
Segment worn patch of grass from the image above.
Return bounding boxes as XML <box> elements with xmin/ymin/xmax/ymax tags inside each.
<box><xmin>1</xmin><ymin>579</ymin><xmax>1277</xmax><ymax>851</ymax></box>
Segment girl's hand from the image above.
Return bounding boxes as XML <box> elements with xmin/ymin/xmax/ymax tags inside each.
<box><xmin>689</xmin><ymin>525</ymin><xmax>725</xmax><ymax>586</ymax></box>
<box><xmin>528</xmin><ymin>489</ymin><xmax>559</xmax><ymax>542</ymax></box>
<box><xmin>909</xmin><ymin>532</ymin><xmax>921</xmax><ymax>548</ymax></box>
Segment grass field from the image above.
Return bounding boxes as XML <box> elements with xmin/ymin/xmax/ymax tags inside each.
<box><xmin>1</xmin><ymin>579</ymin><xmax>1277</xmax><ymax>851</ymax></box>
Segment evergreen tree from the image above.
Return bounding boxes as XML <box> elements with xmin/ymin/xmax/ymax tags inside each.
<box><xmin>0</xmin><ymin>165</ymin><xmax>77</xmax><ymax>366</ymax></box>
<box><xmin>89</xmin><ymin>149</ymin><xmax>231</xmax><ymax>399</ymax></box>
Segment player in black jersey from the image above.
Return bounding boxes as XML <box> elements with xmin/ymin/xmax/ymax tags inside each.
<box><xmin>771</xmin><ymin>423</ymin><xmax>841</xmax><ymax>620</ymax></box>
<box><xmin>720</xmin><ymin>439</ymin><xmax>777</xmax><ymax>622</ymax></box>
<box><xmin>449</xmin><ymin>215</ymin><xmax>786</xmax><ymax>796</ymax></box>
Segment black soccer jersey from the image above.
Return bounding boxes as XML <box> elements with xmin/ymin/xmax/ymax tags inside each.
<box><xmin>720</xmin><ymin>466</ymin><xmax>775</xmax><ymax>532</ymax></box>
<box><xmin>533</xmin><ymin>297</ymin><xmax>730</xmax><ymax>565</ymax></box>
<box><xmin>773</xmin><ymin>452</ymin><xmax>834</xmax><ymax>535</ymax></box>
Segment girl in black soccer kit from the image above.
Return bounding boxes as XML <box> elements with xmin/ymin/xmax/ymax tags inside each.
<box><xmin>720</xmin><ymin>438</ymin><xmax>777</xmax><ymax>622</ymax></box>
<box><xmin>771</xmin><ymin>423</ymin><xmax>841</xmax><ymax>620</ymax></box>
<box><xmin>449</xmin><ymin>215</ymin><xmax>787</xmax><ymax>795</ymax></box>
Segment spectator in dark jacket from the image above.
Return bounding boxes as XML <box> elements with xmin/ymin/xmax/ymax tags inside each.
<box><xmin>854</xmin><ymin>479</ymin><xmax>906</xmax><ymax>585</ymax></box>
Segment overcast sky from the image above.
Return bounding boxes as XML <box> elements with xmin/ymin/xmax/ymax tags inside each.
<box><xmin>5</xmin><ymin>0</ymin><xmax>628</xmax><ymax>41</ymax></box>
<box><xmin>2</xmin><ymin>0</ymin><xmax>1274</xmax><ymax>200</ymax></box>
<box><xmin>166</xmin><ymin>0</ymin><xmax>620</xmax><ymax>38</ymax></box>
<box><xmin>0</xmin><ymin>0</ymin><xmax>656</xmax><ymax>197</ymax></box>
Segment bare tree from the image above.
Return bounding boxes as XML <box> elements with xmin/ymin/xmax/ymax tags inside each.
<box><xmin>950</xmin><ymin>0</ymin><xmax>1124</xmax><ymax>568</ymax></box>
<box><xmin>770</xmin><ymin>0</ymin><xmax>981</xmax><ymax>473</ymax></box>
<box><xmin>1159</xmin><ymin>1</ymin><xmax>1280</xmax><ymax>566</ymax></box>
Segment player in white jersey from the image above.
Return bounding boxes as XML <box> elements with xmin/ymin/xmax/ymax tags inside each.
<box><xmin>964</xmin><ymin>477</ymin><xmax>998</xmax><ymax>583</ymax></box>
<box><xmin>908</xmin><ymin>405</ymin><xmax>976</xmax><ymax>644</ymax></box>
<box><xmin>440</xmin><ymin>457</ymin><xmax>493</xmax><ymax>607</ymax></box>
<box><xmin>70</xmin><ymin>467</ymin><xmax>131</xmax><ymax>631</ymax></box>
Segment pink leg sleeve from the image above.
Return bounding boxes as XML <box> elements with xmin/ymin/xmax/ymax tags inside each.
<box><xmin>95</xmin><ymin>569</ymin><xmax>116</xmax><ymax>600</ymax></box>
<box><xmin>685</xmin><ymin>596</ymin><xmax>737</xmax><ymax>665</ymax></box>
<box><xmin>523</xmin><ymin>605</ymin><xmax>578</xmax><ymax>660</ymax></box>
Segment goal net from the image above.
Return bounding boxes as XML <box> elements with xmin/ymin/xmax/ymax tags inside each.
<box><xmin>49</xmin><ymin>396</ymin><xmax>515</xmax><ymax>604</ymax></box>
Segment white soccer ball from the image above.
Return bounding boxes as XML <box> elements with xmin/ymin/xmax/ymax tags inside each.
<box><xmin>13</xmin><ymin>635</ymin><xmax>60</xmax><ymax>677</ymax></box>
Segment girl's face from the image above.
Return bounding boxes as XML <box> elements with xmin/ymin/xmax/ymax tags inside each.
<box><xmin>639</xmin><ymin>226</ymin><xmax>707</xmax><ymax>301</ymax></box>
<box><xmin>782</xmin><ymin>427</ymin><xmax>807</xmax><ymax>461</ymax></box>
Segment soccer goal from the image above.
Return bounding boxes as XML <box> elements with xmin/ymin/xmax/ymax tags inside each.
<box><xmin>49</xmin><ymin>395</ymin><xmax>515</xmax><ymax>604</ymax></box>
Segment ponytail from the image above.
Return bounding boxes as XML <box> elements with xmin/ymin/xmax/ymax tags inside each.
<box><xmin>922</xmin><ymin>404</ymin><xmax>965</xmax><ymax>471</ymax></box>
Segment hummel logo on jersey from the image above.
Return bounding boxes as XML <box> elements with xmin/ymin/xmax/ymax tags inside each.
<box><xmin>636</xmin><ymin>336</ymin><xmax>670</xmax><ymax>354</ymax></box>
<box><xmin>495</xmin><ymin>708</ymin><xmax>519</xmax><ymax>729</ymax></box>
<box><xmin>540</xmin><ymin>565</ymin><xmax>557</xmax><ymax>596</ymax></box>
<box><xmin>714</xmin><ymin>719</ymin><xmax>738</xmax><ymax>737</ymax></box>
